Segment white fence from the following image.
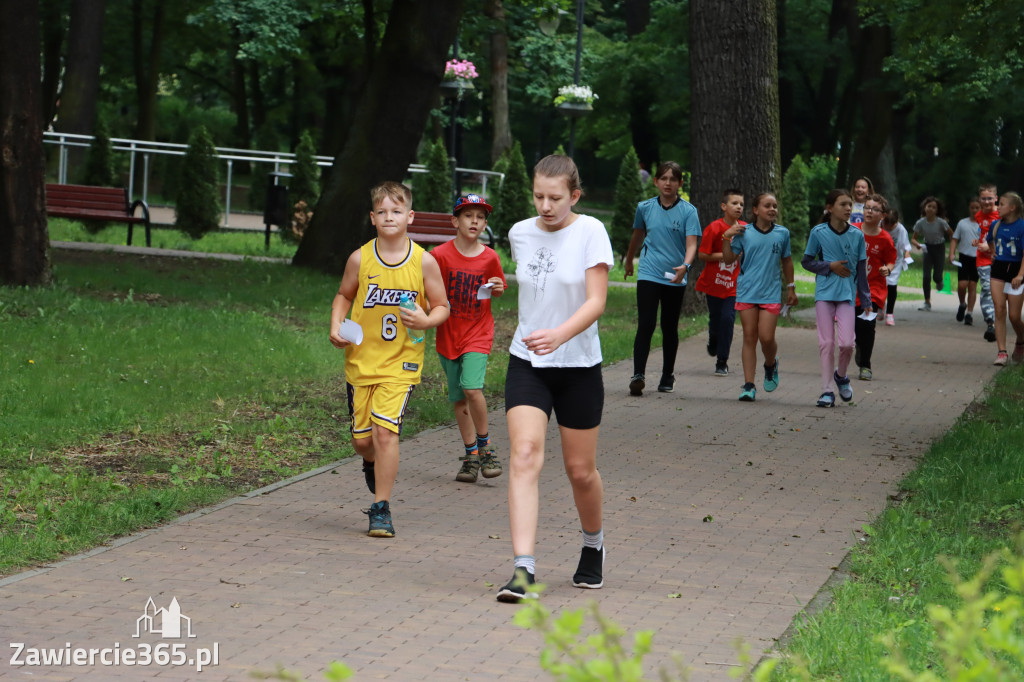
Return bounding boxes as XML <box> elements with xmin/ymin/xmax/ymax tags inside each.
<box><xmin>43</xmin><ymin>132</ymin><xmax>503</xmax><ymax>228</ymax></box>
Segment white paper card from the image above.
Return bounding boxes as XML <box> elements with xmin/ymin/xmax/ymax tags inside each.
<box><xmin>1004</xmin><ymin>281</ymin><xmax>1024</xmax><ymax>296</ymax></box>
<box><xmin>858</xmin><ymin>311</ymin><xmax>878</xmax><ymax>321</ymax></box>
<box><xmin>952</xmin><ymin>260</ymin><xmax>963</xmax><ymax>268</ymax></box>
<box><xmin>664</xmin><ymin>271</ymin><xmax>677</xmax><ymax>281</ymax></box>
<box><xmin>338</xmin><ymin>319</ymin><xmax>364</xmax><ymax>345</ymax></box>
<box><xmin>904</xmin><ymin>256</ymin><xmax>914</xmax><ymax>265</ymax></box>
<box><xmin>477</xmin><ymin>282</ymin><xmax>496</xmax><ymax>299</ymax></box>
<box><xmin>780</xmin><ymin>304</ymin><xmax>791</xmax><ymax>317</ymax></box>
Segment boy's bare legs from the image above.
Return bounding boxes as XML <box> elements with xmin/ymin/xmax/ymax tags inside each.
<box><xmin>463</xmin><ymin>388</ymin><xmax>489</xmax><ymax>439</ymax></box>
<box><xmin>507</xmin><ymin>405</ymin><xmax>547</xmax><ymax>557</ymax></box>
<box><xmin>371</xmin><ymin>424</ymin><xmax>399</xmax><ymax>503</ymax></box>
<box><xmin>967</xmin><ymin>281</ymin><xmax>977</xmax><ymax>312</ymax></box>
<box><xmin>560</xmin><ymin>425</ymin><xmax>602</xmax><ymax>533</ymax></box>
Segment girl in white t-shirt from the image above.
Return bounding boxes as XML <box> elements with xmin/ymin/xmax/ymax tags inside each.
<box><xmin>496</xmin><ymin>155</ymin><xmax>615</xmax><ymax>603</ymax></box>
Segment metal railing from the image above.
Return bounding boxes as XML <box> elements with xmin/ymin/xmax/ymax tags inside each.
<box><xmin>43</xmin><ymin>132</ymin><xmax>503</xmax><ymax>228</ymax></box>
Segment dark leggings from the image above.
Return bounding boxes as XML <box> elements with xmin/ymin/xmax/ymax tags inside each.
<box><xmin>706</xmin><ymin>294</ymin><xmax>736</xmax><ymax>364</ymax></box>
<box><xmin>633</xmin><ymin>279</ymin><xmax>686</xmax><ymax>376</ymax></box>
<box><xmin>922</xmin><ymin>244</ymin><xmax>945</xmax><ymax>300</ymax></box>
<box><xmin>855</xmin><ymin>304</ymin><xmax>878</xmax><ymax>368</ymax></box>
<box><xmin>886</xmin><ymin>284</ymin><xmax>898</xmax><ymax>314</ymax></box>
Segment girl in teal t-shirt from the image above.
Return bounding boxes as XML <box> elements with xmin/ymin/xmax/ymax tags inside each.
<box><xmin>802</xmin><ymin>189</ymin><xmax>871</xmax><ymax>408</ymax></box>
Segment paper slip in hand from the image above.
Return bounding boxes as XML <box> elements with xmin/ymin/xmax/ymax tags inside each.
<box><xmin>664</xmin><ymin>271</ymin><xmax>677</xmax><ymax>281</ymax></box>
<box><xmin>477</xmin><ymin>282</ymin><xmax>496</xmax><ymax>300</ymax></box>
<box><xmin>904</xmin><ymin>256</ymin><xmax>914</xmax><ymax>265</ymax></box>
<box><xmin>857</xmin><ymin>311</ymin><xmax>878</xmax><ymax>321</ymax></box>
<box><xmin>779</xmin><ymin>304</ymin><xmax>791</xmax><ymax>317</ymax></box>
<box><xmin>952</xmin><ymin>260</ymin><xmax>963</xmax><ymax>268</ymax></box>
<box><xmin>338</xmin><ymin>319</ymin><xmax>364</xmax><ymax>345</ymax></box>
<box><xmin>1004</xmin><ymin>281</ymin><xmax>1024</xmax><ymax>296</ymax></box>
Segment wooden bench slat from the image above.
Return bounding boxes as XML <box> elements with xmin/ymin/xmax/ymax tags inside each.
<box><xmin>45</xmin><ymin>183</ymin><xmax>151</xmax><ymax>247</ymax></box>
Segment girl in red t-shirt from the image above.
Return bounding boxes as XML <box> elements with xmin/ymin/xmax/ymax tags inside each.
<box><xmin>855</xmin><ymin>194</ymin><xmax>897</xmax><ymax>381</ymax></box>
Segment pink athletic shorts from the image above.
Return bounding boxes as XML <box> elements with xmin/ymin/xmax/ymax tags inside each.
<box><xmin>734</xmin><ymin>302</ymin><xmax>783</xmax><ymax>315</ymax></box>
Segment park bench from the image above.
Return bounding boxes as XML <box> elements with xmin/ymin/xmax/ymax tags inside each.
<box><xmin>45</xmin><ymin>183</ymin><xmax>152</xmax><ymax>247</ymax></box>
<box><xmin>408</xmin><ymin>211</ymin><xmax>495</xmax><ymax>247</ymax></box>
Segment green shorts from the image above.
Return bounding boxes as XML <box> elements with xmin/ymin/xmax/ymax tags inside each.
<box><xmin>439</xmin><ymin>352</ymin><xmax>489</xmax><ymax>402</ymax></box>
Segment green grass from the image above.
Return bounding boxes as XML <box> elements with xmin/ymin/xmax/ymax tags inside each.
<box><xmin>764</xmin><ymin>368</ymin><xmax>1024</xmax><ymax>680</ymax></box>
<box><xmin>47</xmin><ymin>217</ymin><xmax>299</xmax><ymax>259</ymax></box>
<box><xmin>0</xmin><ymin>248</ymin><xmax>704</xmax><ymax>574</ymax></box>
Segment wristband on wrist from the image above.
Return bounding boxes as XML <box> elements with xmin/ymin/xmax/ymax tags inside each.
<box><xmin>786</xmin><ymin>283</ymin><xmax>796</xmax><ymax>288</ymax></box>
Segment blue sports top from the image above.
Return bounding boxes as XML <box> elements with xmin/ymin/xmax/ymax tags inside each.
<box><xmin>633</xmin><ymin>196</ymin><xmax>702</xmax><ymax>286</ymax></box>
<box><xmin>803</xmin><ymin>222</ymin><xmax>869</xmax><ymax>305</ymax></box>
<box><xmin>987</xmin><ymin>218</ymin><xmax>1024</xmax><ymax>263</ymax></box>
<box><xmin>730</xmin><ymin>223</ymin><xmax>792</xmax><ymax>304</ymax></box>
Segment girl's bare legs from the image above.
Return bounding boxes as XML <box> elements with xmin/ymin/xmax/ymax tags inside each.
<box><xmin>1008</xmin><ymin>292</ymin><xmax>1024</xmax><ymax>345</ymax></box>
<box><xmin>507</xmin><ymin>405</ymin><xmax>548</xmax><ymax>557</ymax></box>
<box><xmin>739</xmin><ymin>307</ymin><xmax>761</xmax><ymax>384</ymax></box>
<box><xmin>757</xmin><ymin>309</ymin><xmax>779</xmax><ymax>367</ymax></box>
<box><xmin>560</xmin><ymin>425</ymin><xmax>602</xmax><ymax>533</ymax></box>
<box><xmin>992</xmin><ymin>280</ymin><xmax>1008</xmax><ymax>350</ymax></box>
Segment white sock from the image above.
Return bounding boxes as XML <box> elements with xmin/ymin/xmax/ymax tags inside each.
<box><xmin>513</xmin><ymin>555</ymin><xmax>535</xmax><ymax>574</ymax></box>
<box><xmin>582</xmin><ymin>528</ymin><xmax>603</xmax><ymax>551</ymax></box>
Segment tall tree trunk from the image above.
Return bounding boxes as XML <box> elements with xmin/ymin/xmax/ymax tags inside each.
<box><xmin>57</xmin><ymin>0</ymin><xmax>107</xmax><ymax>180</ymax></box>
<box><xmin>40</xmin><ymin>0</ymin><xmax>66</xmax><ymax>130</ymax></box>
<box><xmin>846</xmin><ymin>19</ymin><xmax>897</xmax><ymax>197</ymax></box>
<box><xmin>624</xmin><ymin>0</ymin><xmax>657</xmax><ymax>168</ymax></box>
<box><xmin>1</xmin><ymin>0</ymin><xmax>51</xmax><ymax>286</ymax></box>
<box><xmin>689</xmin><ymin>0</ymin><xmax>780</xmax><ymax>312</ymax></box>
<box><xmin>485</xmin><ymin>0</ymin><xmax>511</xmax><ymax>164</ymax></box>
<box><xmin>132</xmin><ymin>0</ymin><xmax>164</xmax><ymax>142</ymax></box>
<box><xmin>293</xmin><ymin>0</ymin><xmax>465</xmax><ymax>274</ymax></box>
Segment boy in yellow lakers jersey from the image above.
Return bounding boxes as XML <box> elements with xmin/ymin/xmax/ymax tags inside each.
<box><xmin>329</xmin><ymin>181</ymin><xmax>450</xmax><ymax>537</ymax></box>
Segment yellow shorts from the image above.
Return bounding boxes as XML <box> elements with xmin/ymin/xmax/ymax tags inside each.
<box><xmin>346</xmin><ymin>382</ymin><xmax>415</xmax><ymax>439</ymax></box>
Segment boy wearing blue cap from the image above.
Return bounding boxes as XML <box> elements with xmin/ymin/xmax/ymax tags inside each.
<box><xmin>433</xmin><ymin>194</ymin><xmax>507</xmax><ymax>482</ymax></box>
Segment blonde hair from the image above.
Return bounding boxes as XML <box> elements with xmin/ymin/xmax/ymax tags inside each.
<box><xmin>370</xmin><ymin>181</ymin><xmax>412</xmax><ymax>209</ymax></box>
<box><xmin>1002</xmin><ymin>191</ymin><xmax>1023</xmax><ymax>221</ymax></box>
<box><xmin>534</xmin><ymin>155</ymin><xmax>583</xmax><ymax>195</ymax></box>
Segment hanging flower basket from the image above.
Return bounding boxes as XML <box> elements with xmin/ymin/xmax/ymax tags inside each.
<box><xmin>441</xmin><ymin>59</ymin><xmax>478</xmax><ymax>99</ymax></box>
<box><xmin>553</xmin><ymin>84</ymin><xmax>597</xmax><ymax>116</ymax></box>
<box><xmin>556</xmin><ymin>101</ymin><xmax>593</xmax><ymax>117</ymax></box>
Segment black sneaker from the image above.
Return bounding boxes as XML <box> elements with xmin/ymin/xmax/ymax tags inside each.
<box><xmin>364</xmin><ymin>500</ymin><xmax>394</xmax><ymax>538</ymax></box>
<box><xmin>956</xmin><ymin>303</ymin><xmax>967</xmax><ymax>322</ymax></box>
<box><xmin>964</xmin><ymin>313</ymin><xmax>973</xmax><ymax>326</ymax></box>
<box><xmin>572</xmin><ymin>546</ymin><xmax>605</xmax><ymax>589</ymax></box>
<box><xmin>496</xmin><ymin>567</ymin><xmax>537</xmax><ymax>603</ymax></box>
<box><xmin>706</xmin><ymin>341</ymin><xmax>717</xmax><ymax>357</ymax></box>
<box><xmin>629</xmin><ymin>373</ymin><xmax>645</xmax><ymax>396</ymax></box>
<box><xmin>714</xmin><ymin>363</ymin><xmax>729</xmax><ymax>377</ymax></box>
<box><xmin>657</xmin><ymin>374</ymin><xmax>674</xmax><ymax>393</ymax></box>
<box><xmin>362</xmin><ymin>459</ymin><xmax>375</xmax><ymax>494</ymax></box>
<box><xmin>985</xmin><ymin>324</ymin><xmax>997</xmax><ymax>342</ymax></box>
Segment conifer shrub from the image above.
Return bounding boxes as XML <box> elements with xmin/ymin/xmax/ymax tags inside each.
<box><xmin>79</xmin><ymin>118</ymin><xmax>118</xmax><ymax>234</ymax></box>
<box><xmin>175</xmin><ymin>126</ymin><xmax>221</xmax><ymax>239</ymax></box>
<box><xmin>285</xmin><ymin>129</ymin><xmax>320</xmax><ymax>243</ymax></box>
<box><xmin>611</xmin><ymin>147</ymin><xmax>644</xmax><ymax>256</ymax></box>
<box><xmin>779</xmin><ymin>155</ymin><xmax>810</xmax><ymax>247</ymax></box>
<box><xmin>489</xmin><ymin>140</ymin><xmax>532</xmax><ymax>243</ymax></box>
<box><xmin>416</xmin><ymin>137</ymin><xmax>452</xmax><ymax>212</ymax></box>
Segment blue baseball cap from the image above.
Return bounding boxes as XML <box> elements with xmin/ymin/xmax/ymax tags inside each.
<box><xmin>452</xmin><ymin>194</ymin><xmax>493</xmax><ymax>216</ymax></box>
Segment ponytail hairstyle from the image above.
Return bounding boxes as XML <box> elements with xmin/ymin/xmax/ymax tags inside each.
<box><xmin>819</xmin><ymin>188</ymin><xmax>853</xmax><ymax>224</ymax></box>
<box><xmin>534</xmin><ymin>154</ymin><xmax>583</xmax><ymax>196</ymax></box>
<box><xmin>882</xmin><ymin>208</ymin><xmax>900</xmax><ymax>229</ymax></box>
<box><xmin>1002</xmin><ymin>191</ymin><xmax>1024</xmax><ymax>223</ymax></box>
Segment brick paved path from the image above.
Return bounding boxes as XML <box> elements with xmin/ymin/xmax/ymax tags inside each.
<box><xmin>1</xmin><ymin>292</ymin><xmax>999</xmax><ymax>681</ymax></box>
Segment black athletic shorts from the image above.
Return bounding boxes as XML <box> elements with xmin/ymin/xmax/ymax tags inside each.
<box><xmin>991</xmin><ymin>259</ymin><xmax>1022</xmax><ymax>283</ymax></box>
<box><xmin>504</xmin><ymin>354</ymin><xmax>603</xmax><ymax>429</ymax></box>
<box><xmin>956</xmin><ymin>254</ymin><xmax>979</xmax><ymax>283</ymax></box>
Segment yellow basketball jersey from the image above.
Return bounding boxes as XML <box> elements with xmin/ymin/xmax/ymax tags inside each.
<box><xmin>345</xmin><ymin>238</ymin><xmax>426</xmax><ymax>386</ymax></box>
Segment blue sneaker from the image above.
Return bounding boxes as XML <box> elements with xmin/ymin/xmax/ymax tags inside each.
<box><xmin>365</xmin><ymin>500</ymin><xmax>395</xmax><ymax>538</ymax></box>
<box><xmin>763</xmin><ymin>359</ymin><xmax>779</xmax><ymax>392</ymax></box>
<box><xmin>738</xmin><ymin>382</ymin><xmax>756</xmax><ymax>402</ymax></box>
<box><xmin>834</xmin><ymin>371</ymin><xmax>853</xmax><ymax>402</ymax></box>
<box><xmin>816</xmin><ymin>391</ymin><xmax>836</xmax><ymax>408</ymax></box>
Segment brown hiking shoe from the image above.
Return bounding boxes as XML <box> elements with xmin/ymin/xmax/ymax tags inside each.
<box><xmin>480</xmin><ymin>448</ymin><xmax>502</xmax><ymax>478</ymax></box>
<box><xmin>455</xmin><ymin>454</ymin><xmax>480</xmax><ymax>483</ymax></box>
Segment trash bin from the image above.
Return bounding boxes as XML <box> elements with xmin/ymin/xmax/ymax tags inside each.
<box><xmin>264</xmin><ymin>172</ymin><xmax>292</xmax><ymax>248</ymax></box>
